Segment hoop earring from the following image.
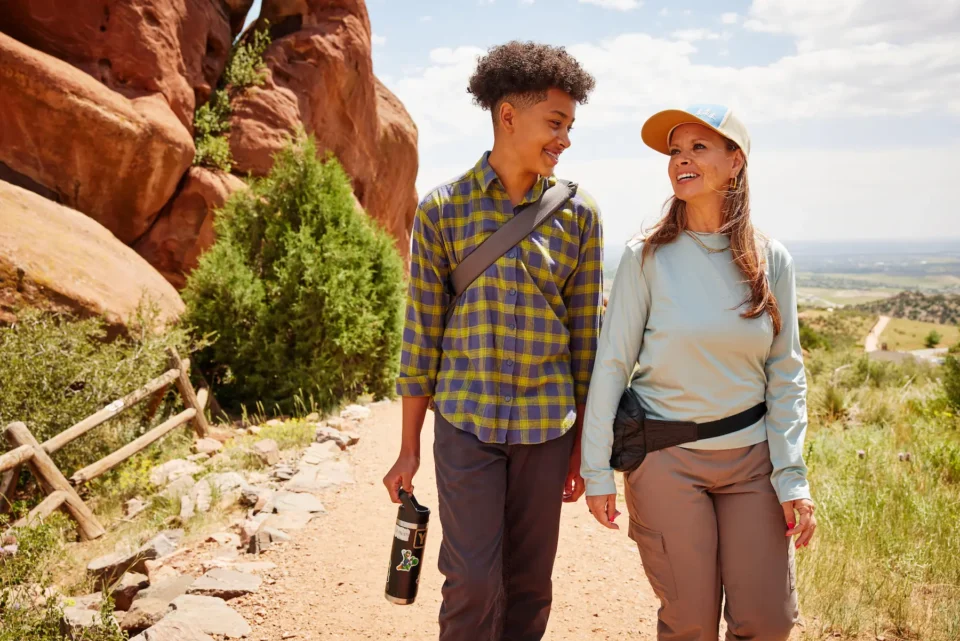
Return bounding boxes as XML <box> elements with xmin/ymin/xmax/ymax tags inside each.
<box><xmin>730</xmin><ymin>176</ymin><xmax>738</xmax><ymax>190</ymax></box>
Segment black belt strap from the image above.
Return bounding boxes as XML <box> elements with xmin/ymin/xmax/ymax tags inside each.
<box><xmin>643</xmin><ymin>402</ymin><xmax>767</xmax><ymax>453</ymax></box>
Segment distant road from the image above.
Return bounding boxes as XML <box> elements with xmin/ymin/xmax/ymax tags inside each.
<box><xmin>865</xmin><ymin>315</ymin><xmax>891</xmax><ymax>352</ymax></box>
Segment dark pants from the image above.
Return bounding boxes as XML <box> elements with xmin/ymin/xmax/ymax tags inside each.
<box><xmin>433</xmin><ymin>413</ymin><xmax>575</xmax><ymax>641</ymax></box>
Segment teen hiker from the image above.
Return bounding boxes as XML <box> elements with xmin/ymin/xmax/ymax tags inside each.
<box><xmin>383</xmin><ymin>41</ymin><xmax>603</xmax><ymax>640</ymax></box>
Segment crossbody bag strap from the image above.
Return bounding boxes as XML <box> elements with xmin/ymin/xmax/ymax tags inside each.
<box><xmin>444</xmin><ymin>179</ymin><xmax>577</xmax><ymax>325</ymax></box>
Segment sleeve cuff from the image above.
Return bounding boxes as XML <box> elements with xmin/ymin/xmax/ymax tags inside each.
<box><xmin>774</xmin><ymin>477</ymin><xmax>811</xmax><ymax>504</ymax></box>
<box><xmin>396</xmin><ymin>375</ymin><xmax>435</xmax><ymax>397</ymax></box>
<box><xmin>584</xmin><ymin>474</ymin><xmax>617</xmax><ymax>497</ymax></box>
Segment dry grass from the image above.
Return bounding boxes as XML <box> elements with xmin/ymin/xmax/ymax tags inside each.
<box><xmin>879</xmin><ymin>318</ymin><xmax>960</xmax><ymax>351</ymax></box>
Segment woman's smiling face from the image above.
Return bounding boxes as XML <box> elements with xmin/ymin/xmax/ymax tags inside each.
<box><xmin>667</xmin><ymin>123</ymin><xmax>744</xmax><ymax>203</ymax></box>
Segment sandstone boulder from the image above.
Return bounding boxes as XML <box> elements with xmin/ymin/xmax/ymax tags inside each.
<box><xmin>0</xmin><ymin>0</ymin><xmax>233</xmax><ymax>130</ymax></box>
<box><xmin>0</xmin><ymin>181</ymin><xmax>184</xmax><ymax>330</ymax></box>
<box><xmin>0</xmin><ymin>33</ymin><xmax>194</xmax><ymax>245</ymax></box>
<box><xmin>134</xmin><ymin>168</ymin><xmax>246</xmax><ymax>289</ymax></box>
<box><xmin>368</xmin><ymin>77</ymin><xmax>418</xmax><ymax>257</ymax></box>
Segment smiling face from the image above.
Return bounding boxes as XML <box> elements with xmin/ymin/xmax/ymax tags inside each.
<box><xmin>499</xmin><ymin>87</ymin><xmax>576</xmax><ymax>177</ymax></box>
<box><xmin>668</xmin><ymin>123</ymin><xmax>744</xmax><ymax>203</ymax></box>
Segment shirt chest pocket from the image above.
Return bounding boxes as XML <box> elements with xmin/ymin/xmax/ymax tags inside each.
<box><xmin>525</xmin><ymin>219</ymin><xmax>579</xmax><ymax>282</ymax></box>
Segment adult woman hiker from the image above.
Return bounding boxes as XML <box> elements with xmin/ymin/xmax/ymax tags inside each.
<box><xmin>580</xmin><ymin>105</ymin><xmax>816</xmax><ymax>640</ymax></box>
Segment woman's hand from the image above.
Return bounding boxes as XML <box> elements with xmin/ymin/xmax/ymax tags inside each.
<box><xmin>782</xmin><ymin>498</ymin><xmax>817</xmax><ymax>549</ymax></box>
<box><xmin>586</xmin><ymin>494</ymin><xmax>621</xmax><ymax>530</ymax></box>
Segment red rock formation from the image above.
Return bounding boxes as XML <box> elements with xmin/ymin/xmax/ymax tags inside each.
<box><xmin>0</xmin><ymin>33</ymin><xmax>194</xmax><ymax>246</ymax></box>
<box><xmin>228</xmin><ymin>0</ymin><xmax>417</xmax><ymax>257</ymax></box>
<box><xmin>135</xmin><ymin>168</ymin><xmax>247</xmax><ymax>289</ymax></box>
<box><xmin>0</xmin><ymin>181</ymin><xmax>184</xmax><ymax>331</ymax></box>
<box><xmin>0</xmin><ymin>0</ymin><xmax>234</xmax><ymax>131</ymax></box>
<box><xmin>369</xmin><ymin>78</ymin><xmax>418</xmax><ymax>256</ymax></box>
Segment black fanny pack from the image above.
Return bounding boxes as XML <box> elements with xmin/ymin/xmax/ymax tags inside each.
<box><xmin>610</xmin><ymin>386</ymin><xmax>767</xmax><ymax>473</ymax></box>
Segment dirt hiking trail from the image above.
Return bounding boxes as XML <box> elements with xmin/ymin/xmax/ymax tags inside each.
<box><xmin>232</xmin><ymin>400</ymin><xmax>662</xmax><ymax>640</ymax></box>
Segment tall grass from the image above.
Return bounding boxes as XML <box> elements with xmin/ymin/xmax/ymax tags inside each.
<box><xmin>799</xmin><ymin>348</ymin><xmax>960</xmax><ymax>639</ymax></box>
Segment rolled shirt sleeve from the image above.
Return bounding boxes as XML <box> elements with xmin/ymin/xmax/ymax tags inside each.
<box><xmin>764</xmin><ymin>249</ymin><xmax>812</xmax><ymax>503</ymax></box>
<box><xmin>562</xmin><ymin>198</ymin><xmax>604</xmax><ymax>406</ymax></box>
<box><xmin>581</xmin><ymin>242</ymin><xmax>650</xmax><ymax>496</ymax></box>
<box><xmin>395</xmin><ymin>198</ymin><xmax>450</xmax><ymax>397</ymax></box>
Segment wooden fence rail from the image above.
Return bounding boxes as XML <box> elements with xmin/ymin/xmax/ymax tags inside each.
<box><xmin>1</xmin><ymin>348</ymin><xmax>213</xmax><ymax>540</ymax></box>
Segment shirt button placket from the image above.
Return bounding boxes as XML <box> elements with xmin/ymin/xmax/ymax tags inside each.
<box><xmin>501</xmin><ymin>251</ymin><xmax>519</xmax><ymax>426</ymax></box>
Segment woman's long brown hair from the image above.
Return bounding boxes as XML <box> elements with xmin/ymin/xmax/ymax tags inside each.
<box><xmin>641</xmin><ymin>144</ymin><xmax>782</xmax><ymax>335</ymax></box>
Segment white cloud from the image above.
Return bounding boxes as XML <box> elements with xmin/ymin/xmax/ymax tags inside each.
<box><xmin>671</xmin><ymin>28</ymin><xmax>721</xmax><ymax>41</ymax></box>
<box><xmin>579</xmin><ymin>0</ymin><xmax>642</xmax><ymax>10</ymax></box>
<box><xmin>371</xmin><ymin>33</ymin><xmax>387</xmax><ymax>46</ymax></box>
<box><xmin>745</xmin><ymin>0</ymin><xmax>960</xmax><ymax>51</ymax></box>
<box><xmin>658</xmin><ymin>7</ymin><xmax>668</xmax><ymax>16</ymax></box>
<box><xmin>683</xmin><ymin>9</ymin><xmax>692</xmax><ymax>15</ymax></box>
<box><xmin>721</xmin><ymin>12</ymin><xmax>739</xmax><ymax>24</ymax></box>
<box><xmin>419</xmin><ymin>15</ymin><xmax>433</xmax><ymax>22</ymax></box>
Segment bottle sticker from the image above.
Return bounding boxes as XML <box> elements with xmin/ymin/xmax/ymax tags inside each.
<box><xmin>413</xmin><ymin>529</ymin><xmax>427</xmax><ymax>549</ymax></box>
<box><xmin>394</xmin><ymin>524</ymin><xmax>410</xmax><ymax>541</ymax></box>
<box><xmin>397</xmin><ymin>549</ymin><xmax>419</xmax><ymax>572</ymax></box>
<box><xmin>562</xmin><ymin>410</ymin><xmax>576</xmax><ymax>430</ymax></box>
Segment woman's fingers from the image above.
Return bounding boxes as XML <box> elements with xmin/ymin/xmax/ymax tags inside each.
<box><xmin>782</xmin><ymin>501</ymin><xmax>798</xmax><ymax>536</ymax></box>
<box><xmin>605</xmin><ymin>496</ymin><xmax>621</xmax><ymax>530</ymax></box>
<box><xmin>794</xmin><ymin>510</ymin><xmax>817</xmax><ymax>548</ymax></box>
<box><xmin>586</xmin><ymin>495</ymin><xmax>619</xmax><ymax>530</ymax></box>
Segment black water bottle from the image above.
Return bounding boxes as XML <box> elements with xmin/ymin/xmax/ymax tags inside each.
<box><xmin>385</xmin><ymin>489</ymin><xmax>431</xmax><ymax>605</ymax></box>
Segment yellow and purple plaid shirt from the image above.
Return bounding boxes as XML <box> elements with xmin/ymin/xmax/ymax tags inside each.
<box><xmin>396</xmin><ymin>153</ymin><xmax>604</xmax><ymax>445</ymax></box>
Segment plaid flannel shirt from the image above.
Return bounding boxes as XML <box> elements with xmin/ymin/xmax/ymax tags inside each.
<box><xmin>396</xmin><ymin>152</ymin><xmax>604</xmax><ymax>444</ymax></box>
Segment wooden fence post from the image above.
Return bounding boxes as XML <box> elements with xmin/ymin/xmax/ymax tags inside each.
<box><xmin>4</xmin><ymin>423</ymin><xmax>104</xmax><ymax>541</ymax></box>
<box><xmin>167</xmin><ymin>348</ymin><xmax>210</xmax><ymax>438</ymax></box>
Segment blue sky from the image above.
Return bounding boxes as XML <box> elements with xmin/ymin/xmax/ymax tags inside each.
<box><xmin>244</xmin><ymin>1</ymin><xmax>960</xmax><ymax>244</ymax></box>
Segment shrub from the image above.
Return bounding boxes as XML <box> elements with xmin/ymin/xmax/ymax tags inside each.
<box><xmin>193</xmin><ymin>90</ymin><xmax>233</xmax><ymax>172</ymax></box>
<box><xmin>799</xmin><ymin>319</ymin><xmax>830</xmax><ymax>351</ymax></box>
<box><xmin>192</xmin><ymin>24</ymin><xmax>271</xmax><ymax>172</ymax></box>
<box><xmin>0</xmin><ymin>515</ymin><xmax>125</xmax><ymax>641</ymax></box>
<box><xmin>223</xmin><ymin>25</ymin><xmax>271</xmax><ymax>88</ymax></box>
<box><xmin>925</xmin><ymin>329</ymin><xmax>942</xmax><ymax>348</ymax></box>
<box><xmin>944</xmin><ymin>354</ymin><xmax>960</xmax><ymax>410</ymax></box>
<box><xmin>182</xmin><ymin>133</ymin><xmax>405</xmax><ymax>415</ymax></box>
<box><xmin>0</xmin><ymin>307</ymin><xmax>189</xmax><ymax>478</ymax></box>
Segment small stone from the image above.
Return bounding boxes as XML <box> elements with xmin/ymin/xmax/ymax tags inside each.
<box><xmin>302</xmin><ymin>441</ymin><xmax>341</xmax><ymax>465</ymax></box>
<box><xmin>88</xmin><ymin>550</ymin><xmax>139</xmax><ymax>590</ymax></box>
<box><xmin>179</xmin><ymin>495</ymin><xmax>195</xmax><ymax>520</ymax></box>
<box><xmin>111</xmin><ymin>572</ymin><xmax>149</xmax><ymax>611</ymax></box>
<box><xmin>121</xmin><ymin>597</ymin><xmax>169</xmax><ymax>633</ymax></box>
<box><xmin>324</xmin><ymin>417</ymin><xmax>346</xmax><ymax>431</ymax></box>
<box><xmin>207</xmin><ymin>532</ymin><xmax>241</xmax><ymax>548</ymax></box>
<box><xmin>272</xmin><ymin>465</ymin><xmax>295</xmax><ymax>481</ymax></box>
<box><xmin>144</xmin><ymin>561</ymin><xmax>180</xmax><ymax>584</ymax></box>
<box><xmin>205</xmin><ymin>452</ymin><xmax>232</xmax><ymax>467</ymax></box>
<box><xmin>248</xmin><ymin>425</ymin><xmax>262</xmax><ymax>435</ymax></box>
<box><xmin>194</xmin><ymin>438</ymin><xmax>223</xmax><ymax>455</ymax></box>
<box><xmin>165</xmin><ymin>594</ymin><xmax>252</xmax><ymax>638</ymax></box>
<box><xmin>272</xmin><ymin>491</ymin><xmax>325</xmax><ymax>514</ymax></box>
<box><xmin>253</xmin><ymin>439</ymin><xmax>280</xmax><ymax>466</ymax></box>
<box><xmin>191</xmin><ymin>480</ymin><xmax>212</xmax><ymax>513</ymax></box>
<box><xmin>61</xmin><ymin>604</ymin><xmax>103</xmax><ymax>638</ymax></box>
<box><xmin>207</xmin><ymin>472</ymin><xmax>247</xmax><ymax>494</ymax></box>
<box><xmin>339</xmin><ymin>404</ymin><xmax>370</xmax><ymax>422</ymax></box>
<box><xmin>857</xmin><ymin>450</ymin><xmax>866</xmax><ymax>459</ymax></box>
<box><xmin>265</xmin><ymin>419</ymin><xmax>283</xmax><ymax>427</ymax></box>
<box><xmin>186</xmin><ymin>453</ymin><xmax>209</xmax><ymax>463</ymax></box>
<box><xmin>150</xmin><ymin>460</ymin><xmax>202</xmax><ymax>486</ymax></box>
<box><xmin>188</xmin><ymin>569</ymin><xmax>262</xmax><ymax>599</ymax></box>
<box><xmin>128</xmin><ymin>618</ymin><xmax>214</xmax><ymax>641</ymax></box>
<box><xmin>259</xmin><ymin>511</ymin><xmax>316</xmax><ymax>532</ymax></box>
<box><xmin>305</xmin><ymin>412</ymin><xmax>321</xmax><ymax>422</ymax></box>
<box><xmin>160</xmin><ymin>476</ymin><xmax>196</xmax><ymax>500</ymax></box>
<box><xmin>125</xmin><ymin>498</ymin><xmax>147</xmax><ymax>519</ymax></box>
<box><xmin>1</xmin><ymin>544</ymin><xmax>18</xmax><ymax>557</ymax></box>
<box><xmin>206</xmin><ymin>427</ymin><xmax>235</xmax><ymax>443</ymax></box>
<box><xmin>314</xmin><ymin>426</ymin><xmax>351</xmax><ymax>450</ymax></box>
<box><xmin>230</xmin><ymin>561</ymin><xmax>277</xmax><ymax>574</ymax></box>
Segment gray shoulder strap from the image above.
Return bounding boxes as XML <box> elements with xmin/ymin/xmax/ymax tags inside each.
<box><xmin>445</xmin><ymin>179</ymin><xmax>577</xmax><ymax>324</ymax></box>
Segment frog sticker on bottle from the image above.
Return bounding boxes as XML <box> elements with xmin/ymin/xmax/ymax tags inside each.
<box><xmin>561</xmin><ymin>410</ymin><xmax>577</xmax><ymax>431</ymax></box>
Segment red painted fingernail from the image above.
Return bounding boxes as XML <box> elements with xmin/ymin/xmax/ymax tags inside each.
<box><xmin>788</xmin><ymin>523</ymin><xmax>795</xmax><ymax>529</ymax></box>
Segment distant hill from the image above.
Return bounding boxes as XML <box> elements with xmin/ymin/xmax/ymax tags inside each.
<box><xmin>856</xmin><ymin>291</ymin><xmax>960</xmax><ymax>325</ymax></box>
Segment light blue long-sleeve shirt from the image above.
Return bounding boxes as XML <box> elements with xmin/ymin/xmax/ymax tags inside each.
<box><xmin>581</xmin><ymin>231</ymin><xmax>811</xmax><ymax>504</ymax></box>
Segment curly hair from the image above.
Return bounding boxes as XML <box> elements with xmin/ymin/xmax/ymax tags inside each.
<box><xmin>467</xmin><ymin>41</ymin><xmax>596</xmax><ymax>119</ymax></box>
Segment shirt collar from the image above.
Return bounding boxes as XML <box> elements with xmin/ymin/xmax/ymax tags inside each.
<box><xmin>474</xmin><ymin>151</ymin><xmax>551</xmax><ymax>206</ymax></box>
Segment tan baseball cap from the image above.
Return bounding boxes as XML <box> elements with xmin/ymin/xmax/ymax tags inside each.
<box><xmin>641</xmin><ymin>104</ymin><xmax>751</xmax><ymax>158</ymax></box>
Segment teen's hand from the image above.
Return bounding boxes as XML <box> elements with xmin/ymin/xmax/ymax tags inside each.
<box><xmin>563</xmin><ymin>444</ymin><xmax>585</xmax><ymax>503</ymax></box>
<box><xmin>586</xmin><ymin>494</ymin><xmax>621</xmax><ymax>530</ymax></box>
<box><xmin>383</xmin><ymin>452</ymin><xmax>420</xmax><ymax>503</ymax></box>
<box><xmin>782</xmin><ymin>498</ymin><xmax>817</xmax><ymax>549</ymax></box>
